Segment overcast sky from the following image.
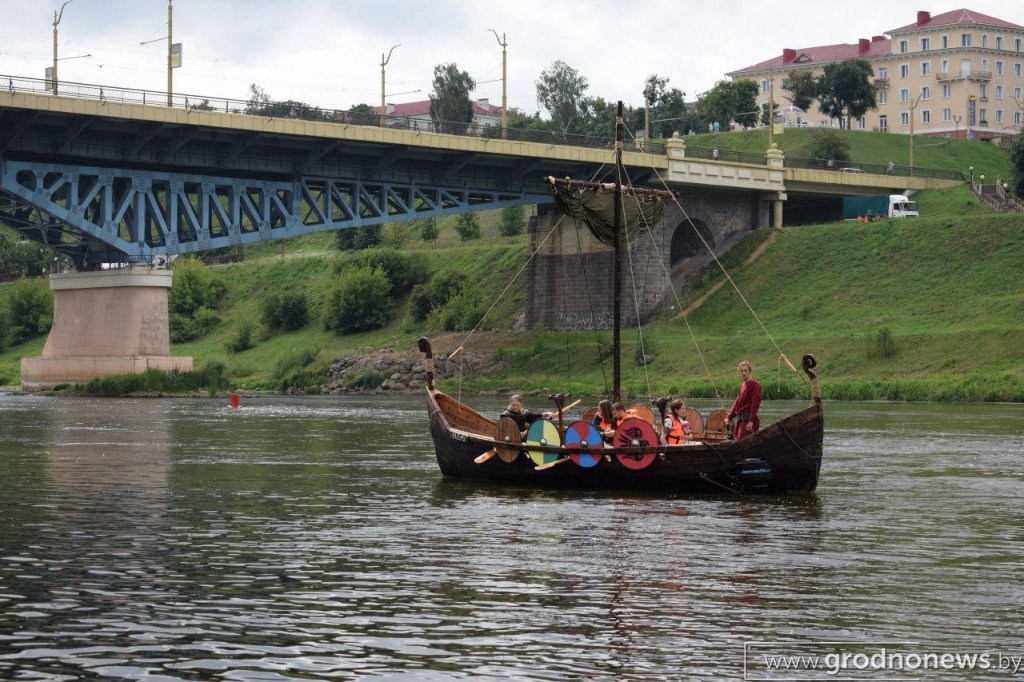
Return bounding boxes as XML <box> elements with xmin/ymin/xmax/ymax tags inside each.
<box><xmin>0</xmin><ymin>1</ymin><xmax>1021</xmax><ymax>114</ymax></box>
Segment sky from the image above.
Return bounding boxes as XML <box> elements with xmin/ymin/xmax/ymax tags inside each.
<box><xmin>0</xmin><ymin>1</ymin><xmax>1021</xmax><ymax>115</ymax></box>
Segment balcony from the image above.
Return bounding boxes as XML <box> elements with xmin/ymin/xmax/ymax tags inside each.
<box><xmin>969</xmin><ymin>71</ymin><xmax>993</xmax><ymax>81</ymax></box>
<box><xmin>935</xmin><ymin>71</ymin><xmax>962</xmax><ymax>82</ymax></box>
<box><xmin>874</xmin><ymin>78</ymin><xmax>890</xmax><ymax>88</ymax></box>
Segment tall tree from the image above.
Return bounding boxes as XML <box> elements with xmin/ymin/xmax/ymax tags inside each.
<box><xmin>785</xmin><ymin>71</ymin><xmax>818</xmax><ymax>112</ymax></box>
<box><xmin>652</xmin><ymin>86</ymin><xmax>688</xmax><ymax>138</ymax></box>
<box><xmin>698</xmin><ymin>80</ymin><xmax>759</xmax><ymax>129</ymax></box>
<box><xmin>1011</xmin><ymin>132</ymin><xmax>1024</xmax><ymax>198</ymax></box>
<box><xmin>429</xmin><ymin>63</ymin><xmax>475</xmax><ymax>135</ymax></box>
<box><xmin>536</xmin><ymin>60</ymin><xmax>590</xmax><ymax>136</ymax></box>
<box><xmin>815</xmin><ymin>60</ymin><xmax>877</xmax><ymax>129</ymax></box>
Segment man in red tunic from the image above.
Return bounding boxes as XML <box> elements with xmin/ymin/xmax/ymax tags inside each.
<box><xmin>727</xmin><ymin>360</ymin><xmax>761</xmax><ymax>439</ymax></box>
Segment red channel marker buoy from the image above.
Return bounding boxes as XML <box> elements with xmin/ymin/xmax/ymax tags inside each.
<box><xmin>230</xmin><ymin>393</ymin><xmax>240</xmax><ymax>409</ymax></box>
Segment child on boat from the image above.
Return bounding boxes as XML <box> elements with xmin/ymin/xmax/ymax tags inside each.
<box><xmin>501</xmin><ymin>395</ymin><xmax>553</xmax><ymax>437</ymax></box>
<box><xmin>661</xmin><ymin>399</ymin><xmax>692</xmax><ymax>445</ymax></box>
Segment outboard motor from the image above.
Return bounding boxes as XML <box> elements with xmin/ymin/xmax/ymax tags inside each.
<box><xmin>736</xmin><ymin>458</ymin><xmax>772</xmax><ymax>494</ymax></box>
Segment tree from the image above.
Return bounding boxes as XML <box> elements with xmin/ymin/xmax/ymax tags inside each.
<box><xmin>323</xmin><ymin>266</ymin><xmax>392</xmax><ymax>334</ymax></box>
<box><xmin>698</xmin><ymin>80</ymin><xmax>759</xmax><ymax>129</ymax></box>
<box><xmin>808</xmin><ymin>128</ymin><xmax>852</xmax><ymax>162</ymax></box>
<box><xmin>1010</xmin><ymin>132</ymin><xmax>1024</xmax><ymax>198</ymax></box>
<box><xmin>243</xmin><ymin>83</ymin><xmax>330</xmax><ymax>121</ymax></box>
<box><xmin>651</xmin><ymin>86</ymin><xmax>688</xmax><ymax>138</ymax></box>
<box><xmin>335</xmin><ymin>224</ymin><xmax>382</xmax><ymax>251</ymax></box>
<box><xmin>382</xmin><ymin>222</ymin><xmax>413</xmax><ymax>249</ymax></box>
<box><xmin>5</xmin><ymin>277</ymin><xmax>53</xmax><ymax>344</ymax></box>
<box><xmin>347</xmin><ymin>103</ymin><xmax>377</xmax><ymax>126</ymax></box>
<box><xmin>429</xmin><ymin>63</ymin><xmax>475</xmax><ymax>135</ymax></box>
<box><xmin>785</xmin><ymin>71</ymin><xmax>819</xmax><ymax>113</ymax></box>
<box><xmin>454</xmin><ymin>213</ymin><xmax>481</xmax><ymax>241</ymax></box>
<box><xmin>816</xmin><ymin>60</ymin><xmax>877</xmax><ymax>129</ymax></box>
<box><xmin>536</xmin><ymin>60</ymin><xmax>590</xmax><ymax>136</ymax></box>
<box><xmin>418</xmin><ymin>217</ymin><xmax>439</xmax><ymax>243</ymax></box>
<box><xmin>499</xmin><ymin>205</ymin><xmax>525</xmax><ymax>236</ymax></box>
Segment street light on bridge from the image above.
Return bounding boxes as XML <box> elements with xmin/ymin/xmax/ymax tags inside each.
<box><xmin>51</xmin><ymin>0</ymin><xmax>76</xmax><ymax>94</ymax></box>
<box><xmin>488</xmin><ymin>29</ymin><xmax>508</xmax><ymax>140</ymax></box>
<box><xmin>380</xmin><ymin>44</ymin><xmax>401</xmax><ymax>128</ymax></box>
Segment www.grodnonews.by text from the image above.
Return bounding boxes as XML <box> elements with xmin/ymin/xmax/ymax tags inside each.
<box><xmin>744</xmin><ymin>645</ymin><xmax>1023</xmax><ymax>678</ymax></box>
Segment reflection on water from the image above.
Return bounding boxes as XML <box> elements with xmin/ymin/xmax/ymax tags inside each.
<box><xmin>0</xmin><ymin>395</ymin><xmax>1022</xmax><ymax>679</ymax></box>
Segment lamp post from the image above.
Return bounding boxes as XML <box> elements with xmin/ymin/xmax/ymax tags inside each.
<box><xmin>488</xmin><ymin>29</ymin><xmax>508</xmax><ymax>140</ymax></box>
<box><xmin>51</xmin><ymin>0</ymin><xmax>75</xmax><ymax>94</ymax></box>
<box><xmin>908</xmin><ymin>93</ymin><xmax>923</xmax><ymax>174</ymax></box>
<box><xmin>969</xmin><ymin>165</ymin><xmax>975</xmax><ymax>186</ymax></box>
<box><xmin>380</xmin><ymin>44</ymin><xmax>400</xmax><ymax>128</ymax></box>
<box><xmin>167</xmin><ymin>0</ymin><xmax>173</xmax><ymax>106</ymax></box>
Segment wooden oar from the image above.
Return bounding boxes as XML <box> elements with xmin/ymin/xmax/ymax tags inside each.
<box><xmin>560</xmin><ymin>398</ymin><xmax>582</xmax><ymax>412</ymax></box>
<box><xmin>474</xmin><ymin>448</ymin><xmax>497</xmax><ymax>464</ymax></box>
<box><xmin>535</xmin><ymin>456</ymin><xmax>571</xmax><ymax>471</ymax></box>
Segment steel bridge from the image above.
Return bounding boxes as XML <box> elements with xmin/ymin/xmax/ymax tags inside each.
<box><xmin>0</xmin><ymin>75</ymin><xmax>963</xmax><ymax>266</ymax></box>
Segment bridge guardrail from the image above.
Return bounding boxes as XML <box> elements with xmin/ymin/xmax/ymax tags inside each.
<box><xmin>785</xmin><ymin>155</ymin><xmax>966</xmax><ymax>182</ymax></box>
<box><xmin>3</xmin><ymin>74</ymin><xmax>965</xmax><ymax>182</ymax></box>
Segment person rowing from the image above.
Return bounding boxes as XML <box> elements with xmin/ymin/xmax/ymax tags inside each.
<box><xmin>500</xmin><ymin>394</ymin><xmax>554</xmax><ymax>437</ymax></box>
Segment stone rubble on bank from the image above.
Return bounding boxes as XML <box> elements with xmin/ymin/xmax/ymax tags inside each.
<box><xmin>320</xmin><ymin>349</ymin><xmax>505</xmax><ymax>395</ymax></box>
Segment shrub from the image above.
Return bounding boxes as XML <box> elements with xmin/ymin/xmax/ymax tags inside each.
<box><xmin>346</xmin><ymin>248</ymin><xmax>428</xmax><ymax>297</ymax></box>
<box><xmin>0</xmin><ymin>370</ymin><xmax>11</xmax><ymax>386</ymax></box>
<box><xmin>6</xmin><ymin>277</ymin><xmax>53</xmax><ymax>344</ymax></box>
<box><xmin>409</xmin><ymin>270</ymin><xmax>465</xmax><ymax>322</ymax></box>
<box><xmin>226</xmin><ymin>322</ymin><xmax>254</xmax><ymax>353</ymax></box>
<box><xmin>343</xmin><ymin>367</ymin><xmax>386</xmax><ymax>390</ymax></box>
<box><xmin>169</xmin><ymin>306</ymin><xmax>220</xmax><ymax>343</ymax></box>
<box><xmin>866</xmin><ymin>327</ymin><xmax>899</xmax><ymax>359</ymax></box>
<box><xmin>382</xmin><ymin>222</ymin><xmax>413</xmax><ymax>249</ymax></box>
<box><xmin>454</xmin><ymin>213</ymin><xmax>481</xmax><ymax>241</ymax></box>
<box><xmin>335</xmin><ymin>224</ymin><xmax>382</xmax><ymax>251</ymax></box>
<box><xmin>273</xmin><ymin>347</ymin><xmax>327</xmax><ymax>393</ymax></box>
<box><xmin>1012</xmin><ymin>131</ymin><xmax>1024</xmax><ymax>198</ymax></box>
<box><xmin>78</xmin><ymin>360</ymin><xmax>230</xmax><ymax>397</ymax></box>
<box><xmin>418</xmin><ymin>217</ymin><xmax>439</xmax><ymax>243</ymax></box>
<box><xmin>499</xmin><ymin>205</ymin><xmax>526</xmax><ymax>236</ymax></box>
<box><xmin>169</xmin><ymin>257</ymin><xmax>222</xmax><ymax>316</ymax></box>
<box><xmin>261</xmin><ymin>292</ymin><xmax>310</xmax><ymax>331</ymax></box>
<box><xmin>431</xmin><ymin>288</ymin><xmax>485</xmax><ymax>331</ymax></box>
<box><xmin>0</xmin><ymin>311</ymin><xmax>8</xmax><ymax>352</ymax></box>
<box><xmin>808</xmin><ymin>128</ymin><xmax>852</xmax><ymax>163</ymax></box>
<box><xmin>323</xmin><ymin>266</ymin><xmax>392</xmax><ymax>334</ymax></box>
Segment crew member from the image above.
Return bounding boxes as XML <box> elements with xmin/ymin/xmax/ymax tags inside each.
<box><xmin>661</xmin><ymin>399</ymin><xmax>692</xmax><ymax>445</ymax></box>
<box><xmin>727</xmin><ymin>361</ymin><xmax>762</xmax><ymax>439</ymax></box>
<box><xmin>592</xmin><ymin>400</ymin><xmax>615</xmax><ymax>441</ymax></box>
<box><xmin>500</xmin><ymin>395</ymin><xmax>552</xmax><ymax>436</ymax></box>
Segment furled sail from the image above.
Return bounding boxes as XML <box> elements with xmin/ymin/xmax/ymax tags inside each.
<box><xmin>551</xmin><ymin>184</ymin><xmax>664</xmax><ymax>247</ymax></box>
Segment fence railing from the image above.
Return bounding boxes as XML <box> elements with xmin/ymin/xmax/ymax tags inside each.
<box><xmin>785</xmin><ymin>155</ymin><xmax>966</xmax><ymax>181</ymax></box>
<box><xmin>684</xmin><ymin>145</ymin><xmax>768</xmax><ymax>165</ymax></box>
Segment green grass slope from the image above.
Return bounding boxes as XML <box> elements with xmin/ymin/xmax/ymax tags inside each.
<box><xmin>681</xmin><ymin>128</ymin><xmax>1012</xmax><ymax>180</ymax></box>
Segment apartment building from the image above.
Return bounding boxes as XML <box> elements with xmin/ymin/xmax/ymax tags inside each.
<box><xmin>727</xmin><ymin>9</ymin><xmax>1024</xmax><ymax>140</ymax></box>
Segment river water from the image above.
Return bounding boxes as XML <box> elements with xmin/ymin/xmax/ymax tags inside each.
<box><xmin>0</xmin><ymin>394</ymin><xmax>1021</xmax><ymax>680</ymax></box>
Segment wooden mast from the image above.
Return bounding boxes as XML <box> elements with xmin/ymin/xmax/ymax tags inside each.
<box><xmin>613</xmin><ymin>101</ymin><xmax>623</xmax><ymax>403</ymax></box>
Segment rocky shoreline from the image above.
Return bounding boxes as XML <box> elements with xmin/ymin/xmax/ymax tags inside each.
<box><xmin>317</xmin><ymin>349</ymin><xmax>506</xmax><ymax>395</ymax></box>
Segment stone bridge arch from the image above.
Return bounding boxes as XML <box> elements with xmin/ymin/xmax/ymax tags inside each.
<box><xmin>669</xmin><ymin>217</ymin><xmax>715</xmax><ymax>264</ymax></box>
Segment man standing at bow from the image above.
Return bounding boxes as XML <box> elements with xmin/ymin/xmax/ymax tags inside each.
<box><xmin>727</xmin><ymin>360</ymin><xmax>761</xmax><ymax>439</ymax></box>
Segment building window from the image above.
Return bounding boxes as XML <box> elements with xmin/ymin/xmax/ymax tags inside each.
<box><xmin>921</xmin><ymin>110</ymin><xmax>931</xmax><ymax>124</ymax></box>
<box><xmin>996</xmin><ymin>85</ymin><xmax>1003</xmax><ymax>99</ymax></box>
<box><xmin>921</xmin><ymin>61</ymin><xmax>931</xmax><ymax>76</ymax></box>
<box><xmin>900</xmin><ymin>63</ymin><xmax>910</xmax><ymax>78</ymax></box>
<box><xmin>878</xmin><ymin>66</ymin><xmax>888</xmax><ymax>79</ymax></box>
<box><xmin>980</xmin><ymin>84</ymin><xmax>987</xmax><ymax>99</ymax></box>
<box><xmin>899</xmin><ymin>39</ymin><xmax>908</xmax><ymax>53</ymax></box>
<box><xmin>921</xmin><ymin>37</ymin><xmax>931</xmax><ymax>51</ymax></box>
<box><xmin>921</xmin><ymin>86</ymin><xmax>931</xmax><ymax>100</ymax></box>
<box><xmin>941</xmin><ymin>58</ymin><xmax>949</xmax><ymax>73</ymax></box>
<box><xmin>982</xmin><ymin>34</ymin><xmax>989</xmax><ymax>48</ymax></box>
<box><xmin>1017</xmin><ymin>38</ymin><xmax>1022</xmax><ymax>52</ymax></box>
<box><xmin>961</xmin><ymin>59</ymin><xmax>971</xmax><ymax>77</ymax></box>
<box><xmin>996</xmin><ymin>36</ymin><xmax>1003</xmax><ymax>50</ymax></box>
<box><xmin>942</xmin><ymin>84</ymin><xmax>951</xmax><ymax>99</ymax></box>
<box><xmin>996</xmin><ymin>61</ymin><xmax>1004</xmax><ymax>75</ymax></box>
<box><xmin>943</xmin><ymin>108</ymin><xmax>951</xmax><ymax>121</ymax></box>
<box><xmin>1015</xmin><ymin>87</ymin><xmax>1023</xmax><ymax>101</ymax></box>
<box><xmin>760</xmin><ymin>79</ymin><xmax>769</xmax><ymax>94</ymax></box>
<box><xmin>962</xmin><ymin>34</ymin><xmax>972</xmax><ymax>47</ymax></box>
<box><xmin>995</xmin><ymin>109</ymin><xmax>1003</xmax><ymax>124</ymax></box>
<box><xmin>879</xmin><ymin>91</ymin><xmax>888</xmax><ymax>105</ymax></box>
<box><xmin>879</xmin><ymin>115</ymin><xmax>888</xmax><ymax>132</ymax></box>
<box><xmin>1015</xmin><ymin>111</ymin><xmax>1022</xmax><ymax>126</ymax></box>
<box><xmin>1016</xmin><ymin>63</ymin><xmax>1022</xmax><ymax>77</ymax></box>
<box><xmin>979</xmin><ymin>108</ymin><xmax>987</xmax><ymax>124</ymax></box>
<box><xmin>899</xmin><ymin>88</ymin><xmax>910</xmax><ymax>103</ymax></box>
<box><xmin>857</xmin><ymin>117</ymin><xmax>866</xmax><ymax>129</ymax></box>
<box><xmin>941</xmin><ymin>34</ymin><xmax>949</xmax><ymax>49</ymax></box>
<box><xmin>982</xmin><ymin>58</ymin><xmax>989</xmax><ymax>72</ymax></box>
<box><xmin>900</xmin><ymin>111</ymin><xmax>910</xmax><ymax>125</ymax></box>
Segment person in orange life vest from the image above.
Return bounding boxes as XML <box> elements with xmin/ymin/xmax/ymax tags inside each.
<box><xmin>592</xmin><ymin>400</ymin><xmax>615</xmax><ymax>441</ymax></box>
<box><xmin>661</xmin><ymin>399</ymin><xmax>692</xmax><ymax>445</ymax></box>
<box><xmin>727</xmin><ymin>360</ymin><xmax>762</xmax><ymax>439</ymax></box>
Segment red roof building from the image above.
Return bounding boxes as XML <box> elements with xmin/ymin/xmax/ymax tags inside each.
<box><xmin>372</xmin><ymin>98</ymin><xmax>503</xmax><ymax>133</ymax></box>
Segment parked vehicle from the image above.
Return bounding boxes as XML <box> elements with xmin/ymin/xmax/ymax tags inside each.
<box><xmin>843</xmin><ymin>194</ymin><xmax>919</xmax><ymax>220</ymax></box>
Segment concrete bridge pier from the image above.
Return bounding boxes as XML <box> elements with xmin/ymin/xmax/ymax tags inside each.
<box><xmin>21</xmin><ymin>268</ymin><xmax>192</xmax><ymax>390</ymax></box>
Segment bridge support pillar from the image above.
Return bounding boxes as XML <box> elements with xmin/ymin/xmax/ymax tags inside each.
<box><xmin>20</xmin><ymin>268</ymin><xmax>192</xmax><ymax>390</ymax></box>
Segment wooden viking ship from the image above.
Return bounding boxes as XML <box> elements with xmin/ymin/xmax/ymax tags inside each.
<box><xmin>417</xmin><ymin>103</ymin><xmax>824</xmax><ymax>495</ymax></box>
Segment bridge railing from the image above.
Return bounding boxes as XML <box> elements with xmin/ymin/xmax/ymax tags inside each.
<box><xmin>785</xmin><ymin>155</ymin><xmax>966</xmax><ymax>182</ymax></box>
<box><xmin>684</xmin><ymin>145</ymin><xmax>768</xmax><ymax>165</ymax></box>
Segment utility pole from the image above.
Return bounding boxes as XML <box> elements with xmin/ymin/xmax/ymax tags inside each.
<box><xmin>489</xmin><ymin>30</ymin><xmax>508</xmax><ymax>139</ymax></box>
<box><xmin>767</xmin><ymin>69</ymin><xmax>775</xmax><ymax>148</ymax></box>
<box><xmin>380</xmin><ymin>44</ymin><xmax>400</xmax><ymax>127</ymax></box>
<box><xmin>167</xmin><ymin>0</ymin><xmax>173</xmax><ymax>106</ymax></box>
<box><xmin>909</xmin><ymin>93</ymin><xmax>923</xmax><ymax>173</ymax></box>
<box><xmin>51</xmin><ymin>0</ymin><xmax>75</xmax><ymax>94</ymax></box>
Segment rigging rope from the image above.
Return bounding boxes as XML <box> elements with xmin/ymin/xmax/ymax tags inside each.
<box><xmin>572</xmin><ymin>218</ymin><xmax>611</xmax><ymax>397</ymax></box>
<box><xmin>617</xmin><ymin>162</ymin><xmax>653</xmax><ymax>400</ymax></box>
<box><xmin>617</xmin><ymin>163</ymin><xmax>725</xmax><ymax>407</ymax></box>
